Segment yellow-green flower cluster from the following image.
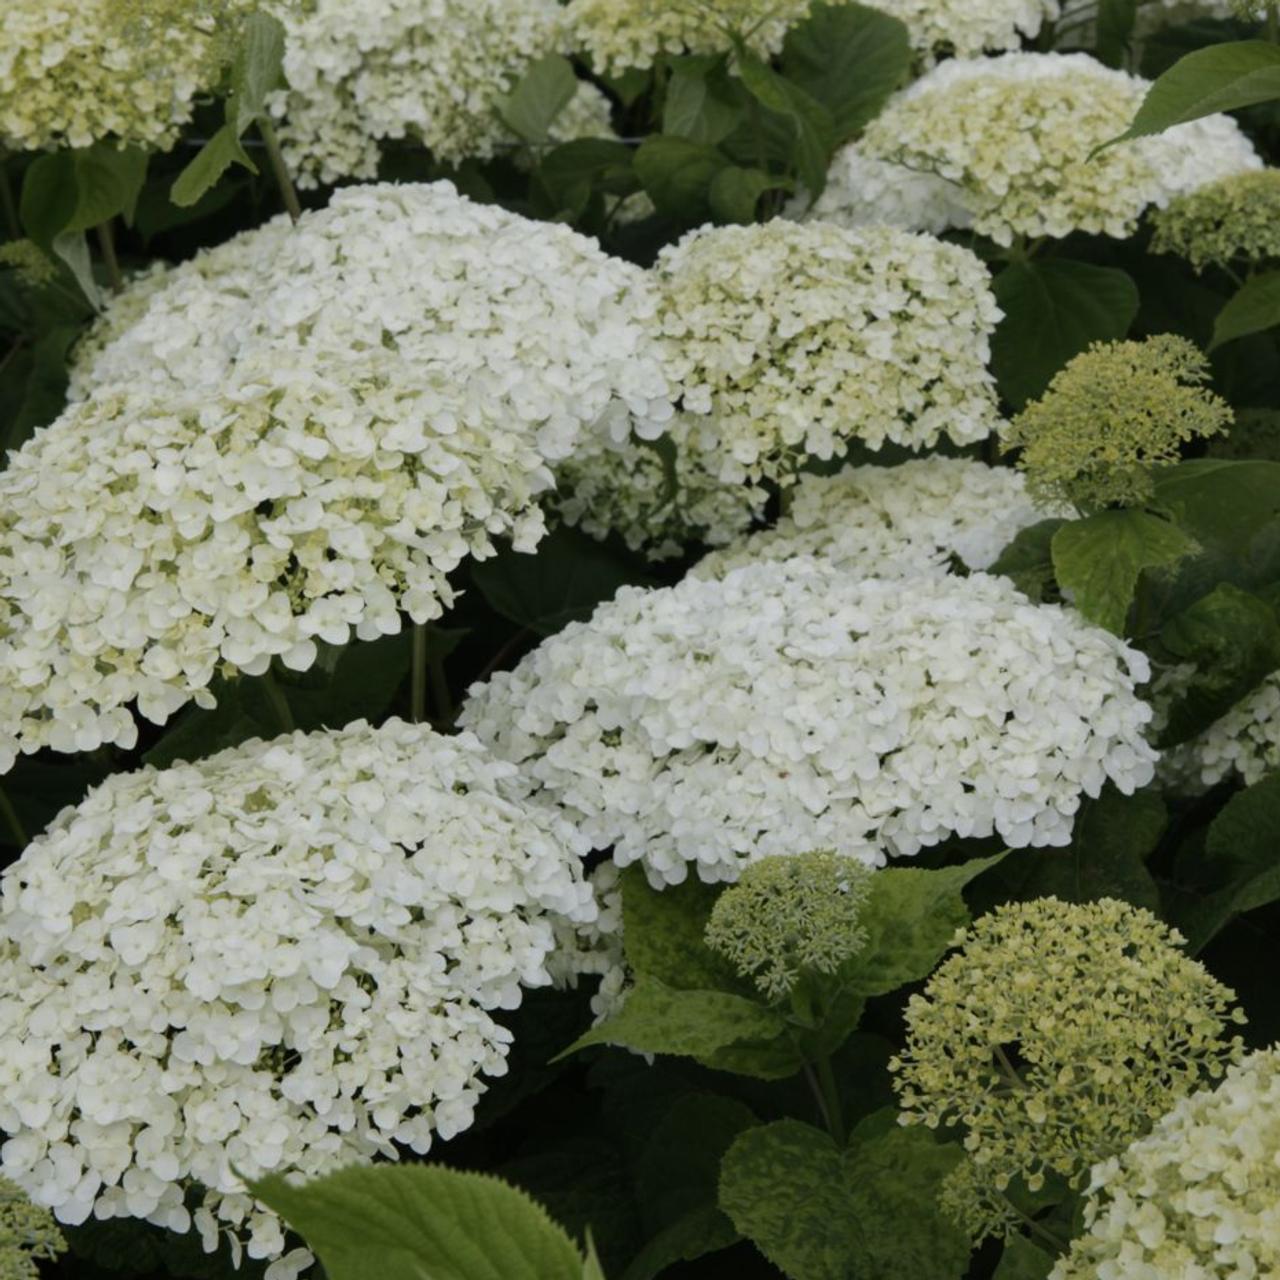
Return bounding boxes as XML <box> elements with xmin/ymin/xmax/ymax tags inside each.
<box><xmin>704</xmin><ymin>852</ymin><xmax>872</xmax><ymax>1000</ymax></box>
<box><xmin>0</xmin><ymin>0</ymin><xmax>257</xmax><ymax>151</ymax></box>
<box><xmin>892</xmin><ymin>897</ymin><xmax>1245</xmax><ymax>1243</ymax></box>
<box><xmin>565</xmin><ymin>0</ymin><xmax>820</xmax><ymax>73</ymax></box>
<box><xmin>1151</xmin><ymin>169</ymin><xmax>1280</xmax><ymax>272</ymax></box>
<box><xmin>1001</xmin><ymin>335</ymin><xmax>1232</xmax><ymax>511</ymax></box>
<box><xmin>1052</xmin><ymin>1047</ymin><xmax>1280</xmax><ymax>1280</ymax></box>
<box><xmin>0</xmin><ymin>242</ymin><xmax>55</xmax><ymax>289</ymax></box>
<box><xmin>0</xmin><ymin>1180</ymin><xmax>64</xmax><ymax>1280</ymax></box>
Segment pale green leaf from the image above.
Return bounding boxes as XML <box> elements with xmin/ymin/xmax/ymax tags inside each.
<box><xmin>1210</xmin><ymin>272</ymin><xmax>1280</xmax><ymax>351</ymax></box>
<box><xmin>498</xmin><ymin>55</ymin><xmax>580</xmax><ymax>144</ymax></box>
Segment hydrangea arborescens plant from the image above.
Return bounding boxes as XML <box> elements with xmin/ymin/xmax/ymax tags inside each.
<box><xmin>0</xmin><ymin>0</ymin><xmax>257</xmax><ymax>150</ymax></box>
<box><xmin>1151</xmin><ymin>168</ymin><xmax>1280</xmax><ymax>272</ymax></box>
<box><xmin>806</xmin><ymin>53</ymin><xmax>1261</xmax><ymax>246</ymax></box>
<box><xmin>461</xmin><ymin>558</ymin><xmax>1157</xmax><ymax>887</ymax></box>
<box><xmin>0</xmin><ymin>720</ymin><xmax>596</xmax><ymax>1278</ymax></box>
<box><xmin>0</xmin><ymin>1180</ymin><xmax>64</xmax><ymax>1280</ymax></box>
<box><xmin>704</xmin><ymin>851</ymin><xmax>873</xmax><ymax>1000</ymax></box>
<box><xmin>0</xmin><ymin>182</ymin><xmax>671</xmax><ymax>771</ymax></box>
<box><xmin>1051</xmin><ymin>1046</ymin><xmax>1280</xmax><ymax>1280</ymax></box>
<box><xmin>693</xmin><ymin>458</ymin><xmax>1054</xmax><ymax>581</ymax></box>
<box><xmin>1001</xmin><ymin>335</ymin><xmax>1232</xmax><ymax>512</ymax></box>
<box><xmin>892</xmin><ymin>897</ymin><xmax>1246</xmax><ymax>1243</ymax></box>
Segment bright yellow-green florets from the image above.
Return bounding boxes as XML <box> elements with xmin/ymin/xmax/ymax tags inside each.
<box><xmin>0</xmin><ymin>1180</ymin><xmax>64</xmax><ymax>1280</ymax></box>
<box><xmin>1002</xmin><ymin>335</ymin><xmax>1232</xmax><ymax>511</ymax></box>
<box><xmin>704</xmin><ymin>851</ymin><xmax>872</xmax><ymax>1000</ymax></box>
<box><xmin>1151</xmin><ymin>169</ymin><xmax>1280</xmax><ymax>272</ymax></box>
<box><xmin>891</xmin><ymin>897</ymin><xmax>1245</xmax><ymax>1243</ymax></box>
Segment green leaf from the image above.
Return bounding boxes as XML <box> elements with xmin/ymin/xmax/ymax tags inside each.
<box><xmin>662</xmin><ymin>56</ymin><xmax>743</xmax><ymax>145</ymax></box>
<box><xmin>992</xmin><ymin>260</ymin><xmax>1139</xmax><ymax>408</ymax></box>
<box><xmin>632</xmin><ymin>135</ymin><xmax>731</xmax><ymax>220</ymax></box>
<box><xmin>733</xmin><ymin>50</ymin><xmax>834</xmax><ymax>199</ymax></box>
<box><xmin>1152</xmin><ymin>459</ymin><xmax>1280</xmax><ymax>558</ymax></box>
<box><xmin>1</xmin><ymin>323</ymin><xmax>80</xmax><ymax>452</ymax></box>
<box><xmin>719</xmin><ymin>1121</ymin><xmax>969</xmax><ymax>1280</ymax></box>
<box><xmin>171</xmin><ymin>123</ymin><xmax>258</xmax><ymax>208</ymax></box>
<box><xmin>51</xmin><ymin>230</ymin><xmax>101</xmax><ymax>311</ymax></box>
<box><xmin>990</xmin><ymin>518</ymin><xmax>1068</xmax><ymax>603</ymax></box>
<box><xmin>782</xmin><ymin>2</ymin><xmax>911</xmax><ymax>138</ymax></box>
<box><xmin>226</xmin><ymin>12</ymin><xmax>287</xmax><ymax>134</ymax></box>
<box><xmin>64</xmin><ymin>146</ymin><xmax>149</xmax><ymax>233</ymax></box>
<box><xmin>1210</xmin><ymin>271</ymin><xmax>1280</xmax><ymax>351</ymax></box>
<box><xmin>1052</xmin><ymin>509</ymin><xmax>1198</xmax><ymax>636</ymax></box>
<box><xmin>250</xmin><ymin>1164</ymin><xmax>590</xmax><ymax>1280</ymax></box>
<box><xmin>1094</xmin><ymin>0</ymin><xmax>1138</xmax><ymax>69</ymax></box>
<box><xmin>498</xmin><ymin>54</ymin><xmax>580</xmax><ymax>144</ymax></box>
<box><xmin>559</xmin><ymin>977</ymin><xmax>787</xmax><ymax>1066</ymax></box>
<box><xmin>19</xmin><ymin>152</ymin><xmax>79</xmax><ymax>251</ymax></box>
<box><xmin>1110</xmin><ymin>40</ymin><xmax>1280</xmax><ymax>144</ymax></box>
<box><xmin>539</xmin><ymin>139</ymin><xmax>638</xmax><ymax>219</ymax></box>
<box><xmin>994</xmin><ymin>1236</ymin><xmax>1055</xmax><ymax>1280</ymax></box>
<box><xmin>707</xmin><ymin>166</ymin><xmax>784</xmax><ymax>223</ymax></box>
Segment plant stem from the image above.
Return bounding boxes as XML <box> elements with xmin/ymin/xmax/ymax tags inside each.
<box><xmin>815</xmin><ymin>1054</ymin><xmax>845</xmax><ymax>1145</ymax></box>
<box><xmin>411</xmin><ymin>623</ymin><xmax>428</xmax><ymax>724</ymax></box>
<box><xmin>0</xmin><ymin>785</ymin><xmax>27</xmax><ymax>849</ymax></box>
<box><xmin>262</xmin><ymin>667</ymin><xmax>295</xmax><ymax>733</ymax></box>
<box><xmin>257</xmin><ymin>117</ymin><xmax>302</xmax><ymax>223</ymax></box>
<box><xmin>1000</xmin><ymin>1195</ymin><xmax>1069</xmax><ymax>1253</ymax></box>
<box><xmin>802</xmin><ymin>1062</ymin><xmax>835</xmax><ymax>1134</ymax></box>
<box><xmin>430</xmin><ymin>646</ymin><xmax>454</xmax><ymax>725</ymax></box>
<box><xmin>95</xmin><ymin>220</ymin><xmax>123</xmax><ymax>293</ymax></box>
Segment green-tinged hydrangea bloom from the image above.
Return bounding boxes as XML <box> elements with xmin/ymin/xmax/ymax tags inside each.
<box><xmin>0</xmin><ymin>242</ymin><xmax>55</xmax><ymax>289</ymax></box>
<box><xmin>0</xmin><ymin>0</ymin><xmax>260</xmax><ymax>151</ymax></box>
<box><xmin>1151</xmin><ymin>169</ymin><xmax>1280</xmax><ymax>272</ymax></box>
<box><xmin>704</xmin><ymin>852</ymin><xmax>872</xmax><ymax>1000</ymax></box>
<box><xmin>0</xmin><ymin>1180</ymin><xmax>64</xmax><ymax>1280</ymax></box>
<box><xmin>891</xmin><ymin>897</ymin><xmax>1245</xmax><ymax>1243</ymax></box>
<box><xmin>1001</xmin><ymin>335</ymin><xmax>1232</xmax><ymax>511</ymax></box>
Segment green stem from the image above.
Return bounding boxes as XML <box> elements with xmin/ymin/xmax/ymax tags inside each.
<box><xmin>411</xmin><ymin>623</ymin><xmax>428</xmax><ymax>724</ymax></box>
<box><xmin>430</xmin><ymin>646</ymin><xmax>455</xmax><ymax>725</ymax></box>
<box><xmin>1000</xmin><ymin>1195</ymin><xmax>1069</xmax><ymax>1253</ymax></box>
<box><xmin>262</xmin><ymin>667</ymin><xmax>296</xmax><ymax>733</ymax></box>
<box><xmin>257</xmin><ymin>117</ymin><xmax>302</xmax><ymax>223</ymax></box>
<box><xmin>0</xmin><ymin>785</ymin><xmax>27</xmax><ymax>849</ymax></box>
<box><xmin>815</xmin><ymin>1053</ymin><xmax>845</xmax><ymax>1145</ymax></box>
<box><xmin>95</xmin><ymin>220</ymin><xmax>123</xmax><ymax>293</ymax></box>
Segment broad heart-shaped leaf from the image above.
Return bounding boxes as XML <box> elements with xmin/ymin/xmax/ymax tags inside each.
<box><xmin>994</xmin><ymin>1236</ymin><xmax>1055</xmax><ymax>1280</ymax></box>
<box><xmin>171</xmin><ymin>123</ymin><xmax>257</xmax><ymax>208</ymax></box>
<box><xmin>782</xmin><ymin>2</ymin><xmax>911</xmax><ymax>139</ymax></box>
<box><xmin>1153</xmin><ymin>460</ymin><xmax>1280</xmax><ymax>557</ymax></box>
<box><xmin>250</xmin><ymin>1164</ymin><xmax>591</xmax><ymax>1280</ymax></box>
<box><xmin>990</xmin><ymin>518</ymin><xmax>1068</xmax><ymax>603</ymax></box>
<box><xmin>719</xmin><ymin>1120</ymin><xmax>969</xmax><ymax>1280</ymax></box>
<box><xmin>1211</xmin><ymin>272</ymin><xmax>1280</xmax><ymax>351</ymax></box>
<box><xmin>1052</xmin><ymin>509</ymin><xmax>1198</xmax><ymax>636</ymax></box>
<box><xmin>498</xmin><ymin>54</ymin><xmax>580</xmax><ymax>144</ymax></box>
<box><xmin>1111</xmin><ymin>40</ymin><xmax>1280</xmax><ymax>143</ymax></box>
<box><xmin>227</xmin><ymin>11</ymin><xmax>287</xmax><ymax>134</ymax></box>
<box><xmin>708</xmin><ymin>166</ymin><xmax>786</xmax><ymax>224</ymax></box>
<box><xmin>20</xmin><ymin>146</ymin><xmax>148</xmax><ymax>246</ymax></box>
<box><xmin>991</xmin><ymin>260</ymin><xmax>1139</xmax><ymax>409</ymax></box>
<box><xmin>633</xmin><ymin>135</ymin><xmax>731</xmax><ymax>220</ymax></box>
<box><xmin>662</xmin><ymin>55</ymin><xmax>744</xmax><ymax>145</ymax></box>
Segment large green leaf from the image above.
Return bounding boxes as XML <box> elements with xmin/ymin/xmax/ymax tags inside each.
<box><xmin>1152</xmin><ymin>459</ymin><xmax>1280</xmax><ymax>556</ymax></box>
<box><xmin>1051</xmin><ymin>509</ymin><xmax>1198</xmax><ymax>636</ymax></box>
<box><xmin>1094</xmin><ymin>0</ymin><xmax>1138</xmax><ymax>69</ymax></box>
<box><xmin>708</xmin><ymin>166</ymin><xmax>786</xmax><ymax>224</ymax></box>
<box><xmin>1210</xmin><ymin>272</ymin><xmax>1280</xmax><ymax>351</ymax></box>
<box><xmin>991</xmin><ymin>260</ymin><xmax>1139</xmax><ymax>409</ymax></box>
<box><xmin>719</xmin><ymin>1121</ymin><xmax>969</xmax><ymax>1280</ymax></box>
<box><xmin>732</xmin><ymin>50</ymin><xmax>834</xmax><ymax>198</ymax></box>
<box><xmin>250</xmin><ymin>1164</ymin><xmax>594</xmax><ymax>1280</ymax></box>
<box><xmin>632</xmin><ymin>135</ymin><xmax>731</xmax><ymax>220</ymax></box>
<box><xmin>990</xmin><ymin>518</ymin><xmax>1068</xmax><ymax>603</ymax></box>
<box><xmin>498</xmin><ymin>55</ymin><xmax>581</xmax><ymax>144</ymax></box>
<box><xmin>994</xmin><ymin>1236</ymin><xmax>1055</xmax><ymax>1280</ymax></box>
<box><xmin>226</xmin><ymin>12</ymin><xmax>287</xmax><ymax>135</ymax></box>
<box><xmin>662</xmin><ymin>56</ymin><xmax>744</xmax><ymax>145</ymax></box>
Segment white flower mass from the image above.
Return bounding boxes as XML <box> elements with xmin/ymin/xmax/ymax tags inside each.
<box><xmin>865</xmin><ymin>0</ymin><xmax>1059</xmax><ymax>58</ymax></box>
<box><xmin>461</xmin><ymin>558</ymin><xmax>1158</xmax><ymax>887</ymax></box>
<box><xmin>0</xmin><ymin>720</ymin><xmax>595</xmax><ymax>1276</ymax></box>
<box><xmin>0</xmin><ymin>182</ymin><xmax>671</xmax><ymax>772</ymax></box>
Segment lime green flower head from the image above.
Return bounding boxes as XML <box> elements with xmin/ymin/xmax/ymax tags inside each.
<box><xmin>891</xmin><ymin>897</ymin><xmax>1245</xmax><ymax>1243</ymax></box>
<box><xmin>1001</xmin><ymin>335</ymin><xmax>1232</xmax><ymax>512</ymax></box>
<box><xmin>704</xmin><ymin>851</ymin><xmax>873</xmax><ymax>1001</ymax></box>
<box><xmin>0</xmin><ymin>1179</ymin><xmax>64</xmax><ymax>1280</ymax></box>
<box><xmin>0</xmin><ymin>242</ymin><xmax>56</xmax><ymax>290</ymax></box>
<box><xmin>1151</xmin><ymin>169</ymin><xmax>1280</xmax><ymax>272</ymax></box>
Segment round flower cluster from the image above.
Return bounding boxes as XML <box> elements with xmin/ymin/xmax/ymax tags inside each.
<box><xmin>0</xmin><ymin>0</ymin><xmax>255</xmax><ymax>150</ymax></box>
<box><xmin>0</xmin><ymin>1180</ymin><xmax>64</xmax><ymax>1280</ymax></box>
<box><xmin>0</xmin><ymin>720</ymin><xmax>595</xmax><ymax>1274</ymax></box>
<box><xmin>564</xmin><ymin>0</ymin><xmax>819</xmax><ymax>73</ymax></box>
<box><xmin>267</xmin><ymin>0</ymin><xmax>571</xmax><ymax>185</ymax></box>
<box><xmin>654</xmin><ymin>220</ymin><xmax>1002</xmax><ymax>482</ymax></box>
<box><xmin>694</xmin><ymin>458</ymin><xmax>1054</xmax><ymax>581</ymax></box>
<box><xmin>811</xmin><ymin>53</ymin><xmax>1261</xmax><ymax>246</ymax></box>
<box><xmin>2</xmin><ymin>182</ymin><xmax>671</xmax><ymax>771</ymax></box>
<box><xmin>865</xmin><ymin>0</ymin><xmax>1058</xmax><ymax>59</ymax></box>
<box><xmin>1001</xmin><ymin>336</ymin><xmax>1232</xmax><ymax>512</ymax></box>
<box><xmin>704</xmin><ymin>851</ymin><xmax>873</xmax><ymax>1000</ymax></box>
<box><xmin>460</xmin><ymin>558</ymin><xmax>1158</xmax><ymax>887</ymax></box>
<box><xmin>1051</xmin><ymin>1047</ymin><xmax>1280</xmax><ymax>1280</ymax></box>
<box><xmin>1151</xmin><ymin>168</ymin><xmax>1280</xmax><ymax>272</ymax></box>
<box><xmin>893</xmin><ymin>898</ymin><xmax>1246</xmax><ymax>1243</ymax></box>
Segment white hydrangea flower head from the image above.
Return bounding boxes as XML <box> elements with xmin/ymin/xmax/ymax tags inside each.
<box><xmin>1</xmin><ymin>182</ymin><xmax>672</xmax><ymax>773</ymax></box>
<box><xmin>817</xmin><ymin>53</ymin><xmax>1261</xmax><ymax>246</ymax></box>
<box><xmin>694</xmin><ymin>458</ymin><xmax>1056</xmax><ymax>580</ymax></box>
<box><xmin>0</xmin><ymin>0</ymin><xmax>256</xmax><ymax>150</ymax></box>
<box><xmin>654</xmin><ymin>220</ymin><xmax>1003</xmax><ymax>485</ymax></box>
<box><xmin>1051</xmin><ymin>1047</ymin><xmax>1280</xmax><ymax>1280</ymax></box>
<box><xmin>863</xmin><ymin>0</ymin><xmax>1059</xmax><ymax>59</ymax></box>
<box><xmin>461</xmin><ymin>558</ymin><xmax>1158</xmax><ymax>887</ymax></box>
<box><xmin>0</xmin><ymin>720</ymin><xmax>595</xmax><ymax>1275</ymax></box>
<box><xmin>266</xmin><ymin>0</ymin><xmax>567</xmax><ymax>185</ymax></box>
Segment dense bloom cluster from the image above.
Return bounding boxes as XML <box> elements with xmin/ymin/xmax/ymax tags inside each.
<box><xmin>893</xmin><ymin>898</ymin><xmax>1245</xmax><ymax>1243</ymax></box>
<box><xmin>461</xmin><ymin>558</ymin><xmax>1158</xmax><ymax>887</ymax></box>
<box><xmin>1002</xmin><ymin>336</ymin><xmax>1232</xmax><ymax>511</ymax></box>
<box><xmin>0</xmin><ymin>1180</ymin><xmax>63</xmax><ymax>1280</ymax></box>
<box><xmin>1151</xmin><ymin>169</ymin><xmax>1280</xmax><ymax>272</ymax></box>
<box><xmin>0</xmin><ymin>0</ymin><xmax>255</xmax><ymax>150</ymax></box>
<box><xmin>267</xmin><ymin>0</ymin><xmax>570</xmax><ymax>185</ymax></box>
<box><xmin>865</xmin><ymin>0</ymin><xmax>1058</xmax><ymax>58</ymax></box>
<box><xmin>704</xmin><ymin>852</ymin><xmax>872</xmax><ymax>1000</ymax></box>
<box><xmin>654</xmin><ymin>221</ymin><xmax>1002</xmax><ymax>484</ymax></box>
<box><xmin>0</xmin><ymin>721</ymin><xmax>595</xmax><ymax>1275</ymax></box>
<box><xmin>2</xmin><ymin>183</ymin><xmax>670</xmax><ymax>771</ymax></box>
<box><xmin>1051</xmin><ymin>1047</ymin><xmax>1280</xmax><ymax>1280</ymax></box>
<box><xmin>694</xmin><ymin>458</ymin><xmax>1052</xmax><ymax>580</ymax></box>
<box><xmin>811</xmin><ymin>54</ymin><xmax>1260</xmax><ymax>246</ymax></box>
<box><xmin>1157</xmin><ymin>670</ymin><xmax>1280</xmax><ymax>791</ymax></box>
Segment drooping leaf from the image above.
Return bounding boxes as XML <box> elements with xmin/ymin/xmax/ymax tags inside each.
<box><xmin>171</xmin><ymin>123</ymin><xmax>257</xmax><ymax>208</ymax></box>
<box><xmin>1210</xmin><ymin>271</ymin><xmax>1280</xmax><ymax>351</ymax></box>
<box><xmin>63</xmin><ymin>146</ymin><xmax>149</xmax><ymax>232</ymax></box>
<box><xmin>50</xmin><ymin>230</ymin><xmax>101</xmax><ymax>311</ymax></box>
<box><xmin>498</xmin><ymin>55</ymin><xmax>581</xmax><ymax>144</ymax></box>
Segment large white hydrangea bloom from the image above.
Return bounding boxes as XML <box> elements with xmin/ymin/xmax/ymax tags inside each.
<box><xmin>0</xmin><ymin>720</ymin><xmax>595</xmax><ymax>1277</ymax></box>
<box><xmin>0</xmin><ymin>182</ymin><xmax>671</xmax><ymax>772</ymax></box>
<box><xmin>461</xmin><ymin>559</ymin><xmax>1158</xmax><ymax>887</ymax></box>
<box><xmin>805</xmin><ymin>53</ymin><xmax>1261</xmax><ymax>246</ymax></box>
<box><xmin>1051</xmin><ymin>1047</ymin><xmax>1280</xmax><ymax>1280</ymax></box>
<box><xmin>693</xmin><ymin>458</ymin><xmax>1054</xmax><ymax>580</ymax></box>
